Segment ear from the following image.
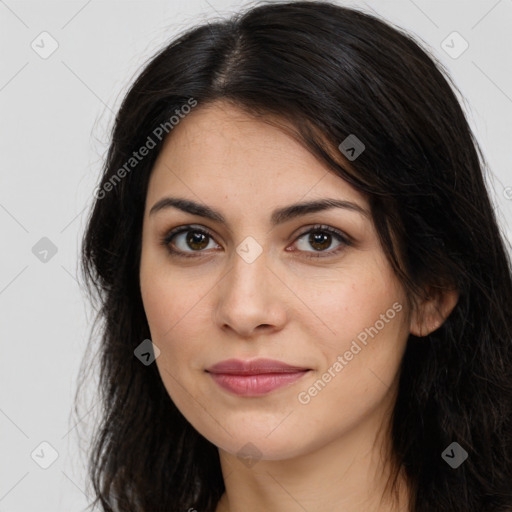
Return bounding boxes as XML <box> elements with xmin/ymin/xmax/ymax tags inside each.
<box><xmin>409</xmin><ymin>286</ymin><xmax>459</xmax><ymax>337</ymax></box>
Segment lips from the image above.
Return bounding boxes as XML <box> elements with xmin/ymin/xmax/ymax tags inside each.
<box><xmin>205</xmin><ymin>358</ymin><xmax>311</xmax><ymax>396</ymax></box>
<box><xmin>205</xmin><ymin>358</ymin><xmax>310</xmax><ymax>375</ymax></box>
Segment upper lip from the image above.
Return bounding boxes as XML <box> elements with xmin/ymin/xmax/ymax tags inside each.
<box><xmin>206</xmin><ymin>358</ymin><xmax>310</xmax><ymax>375</ymax></box>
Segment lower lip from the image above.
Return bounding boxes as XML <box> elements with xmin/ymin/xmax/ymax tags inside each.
<box><xmin>207</xmin><ymin>371</ymin><xmax>310</xmax><ymax>396</ymax></box>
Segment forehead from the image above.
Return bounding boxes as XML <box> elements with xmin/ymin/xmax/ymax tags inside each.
<box><xmin>146</xmin><ymin>100</ymin><xmax>367</xmax><ymax>213</ymax></box>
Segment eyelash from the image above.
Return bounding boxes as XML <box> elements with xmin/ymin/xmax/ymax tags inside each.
<box><xmin>160</xmin><ymin>224</ymin><xmax>352</xmax><ymax>260</ymax></box>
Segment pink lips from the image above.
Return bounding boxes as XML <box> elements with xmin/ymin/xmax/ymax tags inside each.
<box><xmin>205</xmin><ymin>358</ymin><xmax>310</xmax><ymax>396</ymax></box>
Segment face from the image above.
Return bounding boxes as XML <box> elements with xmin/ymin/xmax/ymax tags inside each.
<box><xmin>139</xmin><ymin>100</ymin><xmax>412</xmax><ymax>461</ymax></box>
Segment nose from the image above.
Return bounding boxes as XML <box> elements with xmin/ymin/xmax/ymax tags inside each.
<box><xmin>212</xmin><ymin>246</ymin><xmax>288</xmax><ymax>339</ymax></box>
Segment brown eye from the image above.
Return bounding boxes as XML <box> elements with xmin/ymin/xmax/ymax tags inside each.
<box><xmin>162</xmin><ymin>226</ymin><xmax>219</xmax><ymax>258</ymax></box>
<box><xmin>307</xmin><ymin>232</ymin><xmax>333</xmax><ymax>251</ymax></box>
<box><xmin>161</xmin><ymin>224</ymin><xmax>352</xmax><ymax>260</ymax></box>
<box><xmin>291</xmin><ymin>225</ymin><xmax>351</xmax><ymax>258</ymax></box>
<box><xmin>184</xmin><ymin>231</ymin><xmax>210</xmax><ymax>251</ymax></box>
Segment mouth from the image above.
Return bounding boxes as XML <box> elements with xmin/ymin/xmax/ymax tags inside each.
<box><xmin>205</xmin><ymin>358</ymin><xmax>311</xmax><ymax>396</ymax></box>
<box><xmin>205</xmin><ymin>357</ymin><xmax>311</xmax><ymax>375</ymax></box>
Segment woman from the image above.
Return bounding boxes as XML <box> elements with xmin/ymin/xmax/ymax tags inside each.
<box><xmin>78</xmin><ymin>1</ymin><xmax>512</xmax><ymax>511</ymax></box>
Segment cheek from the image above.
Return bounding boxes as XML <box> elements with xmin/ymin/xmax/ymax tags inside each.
<box><xmin>140</xmin><ymin>253</ymin><xmax>206</xmax><ymax>341</ymax></box>
<box><xmin>139</xmin><ymin>267</ymin><xmax>206</xmax><ymax>406</ymax></box>
<box><xmin>293</xmin><ymin>301</ymin><xmax>407</xmax><ymax>447</ymax></box>
<box><xmin>139</xmin><ymin>260</ymin><xmax>217</xmax><ymax>392</ymax></box>
<box><xmin>297</xmin><ymin>255</ymin><xmax>408</xmax><ymax>399</ymax></box>
<box><xmin>293</xmin><ymin>258</ymin><xmax>403</xmax><ymax>347</ymax></box>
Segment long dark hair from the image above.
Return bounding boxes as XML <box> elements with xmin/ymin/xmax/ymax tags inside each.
<box><xmin>77</xmin><ymin>1</ymin><xmax>512</xmax><ymax>510</ymax></box>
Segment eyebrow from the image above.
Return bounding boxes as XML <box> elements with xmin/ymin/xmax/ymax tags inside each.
<box><xmin>149</xmin><ymin>196</ymin><xmax>370</xmax><ymax>226</ymax></box>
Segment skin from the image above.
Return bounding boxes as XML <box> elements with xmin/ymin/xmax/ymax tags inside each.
<box><xmin>139</xmin><ymin>100</ymin><xmax>458</xmax><ymax>512</ymax></box>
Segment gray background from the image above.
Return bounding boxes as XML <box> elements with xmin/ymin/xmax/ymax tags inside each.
<box><xmin>1</xmin><ymin>0</ymin><xmax>511</xmax><ymax>510</ymax></box>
